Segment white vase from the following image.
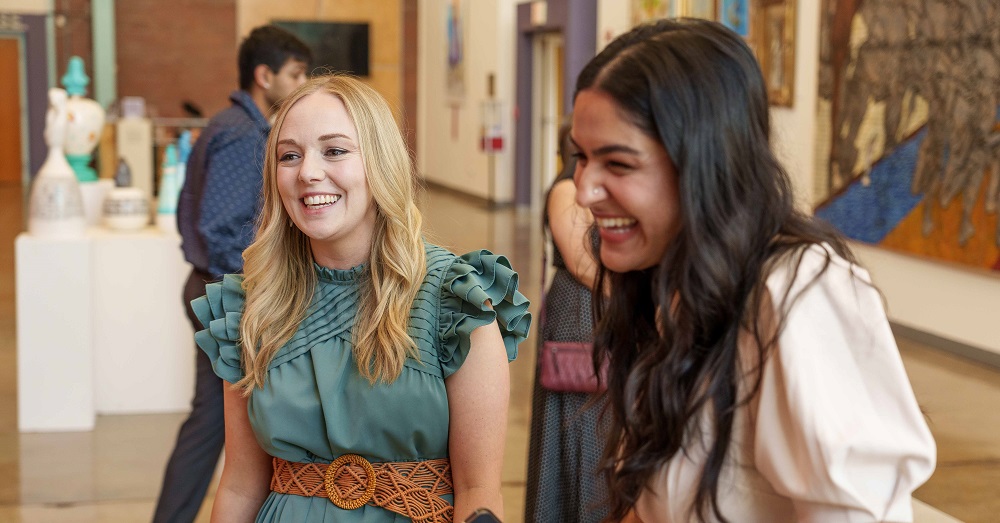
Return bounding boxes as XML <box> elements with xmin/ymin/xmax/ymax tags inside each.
<box><xmin>28</xmin><ymin>88</ymin><xmax>86</xmax><ymax>238</ymax></box>
<box><xmin>79</xmin><ymin>179</ymin><xmax>114</xmax><ymax>227</ymax></box>
<box><xmin>62</xmin><ymin>56</ymin><xmax>106</xmax><ymax>182</ymax></box>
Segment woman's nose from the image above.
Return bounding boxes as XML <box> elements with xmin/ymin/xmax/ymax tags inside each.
<box><xmin>574</xmin><ymin>166</ymin><xmax>605</xmax><ymax>208</ymax></box>
<box><xmin>298</xmin><ymin>152</ymin><xmax>325</xmax><ymax>183</ymax></box>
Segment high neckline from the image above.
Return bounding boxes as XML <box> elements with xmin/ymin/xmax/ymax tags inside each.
<box><xmin>314</xmin><ymin>262</ymin><xmax>365</xmax><ymax>283</ymax></box>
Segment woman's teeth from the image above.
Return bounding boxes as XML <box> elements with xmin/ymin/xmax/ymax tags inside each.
<box><xmin>596</xmin><ymin>217</ymin><xmax>637</xmax><ymax>228</ymax></box>
<box><xmin>303</xmin><ymin>194</ymin><xmax>341</xmax><ymax>207</ymax></box>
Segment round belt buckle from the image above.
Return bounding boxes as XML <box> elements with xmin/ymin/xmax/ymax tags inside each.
<box><xmin>324</xmin><ymin>454</ymin><xmax>377</xmax><ymax>510</ymax></box>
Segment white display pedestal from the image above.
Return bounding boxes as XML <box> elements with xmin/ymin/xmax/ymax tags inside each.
<box><xmin>15</xmin><ymin>227</ymin><xmax>195</xmax><ymax>432</ymax></box>
<box><xmin>16</xmin><ymin>235</ymin><xmax>95</xmax><ymax>432</ymax></box>
<box><xmin>90</xmin><ymin>228</ymin><xmax>193</xmax><ymax>414</ymax></box>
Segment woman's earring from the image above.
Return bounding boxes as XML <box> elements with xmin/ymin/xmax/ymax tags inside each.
<box><xmin>592</xmin><ymin>187</ymin><xmax>602</xmax><ymax>195</ymax></box>
<box><xmin>288</xmin><ymin>217</ymin><xmax>294</xmax><ymax>228</ymax></box>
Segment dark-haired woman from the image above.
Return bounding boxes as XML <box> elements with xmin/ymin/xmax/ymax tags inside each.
<box><xmin>571</xmin><ymin>19</ymin><xmax>935</xmax><ymax>522</ymax></box>
<box><xmin>525</xmin><ymin>122</ymin><xmax>609</xmax><ymax>523</ymax></box>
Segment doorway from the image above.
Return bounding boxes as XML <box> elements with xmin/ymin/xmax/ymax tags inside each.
<box><xmin>530</xmin><ymin>32</ymin><xmax>564</xmax><ymax>211</ymax></box>
<box><xmin>0</xmin><ymin>36</ymin><xmax>24</xmax><ymax>186</ymax></box>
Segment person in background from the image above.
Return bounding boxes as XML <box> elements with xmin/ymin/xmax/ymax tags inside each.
<box><xmin>154</xmin><ymin>24</ymin><xmax>311</xmax><ymax>523</ymax></box>
<box><xmin>571</xmin><ymin>19</ymin><xmax>935</xmax><ymax>522</ymax></box>
<box><xmin>525</xmin><ymin>120</ymin><xmax>609</xmax><ymax>523</ymax></box>
<box><xmin>194</xmin><ymin>74</ymin><xmax>531</xmax><ymax>522</ymax></box>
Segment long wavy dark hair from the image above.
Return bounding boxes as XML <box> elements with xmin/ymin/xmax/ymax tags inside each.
<box><xmin>577</xmin><ymin>19</ymin><xmax>854</xmax><ymax>522</ymax></box>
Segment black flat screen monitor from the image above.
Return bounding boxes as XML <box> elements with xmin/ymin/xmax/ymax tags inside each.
<box><xmin>273</xmin><ymin>21</ymin><xmax>370</xmax><ymax>77</ymax></box>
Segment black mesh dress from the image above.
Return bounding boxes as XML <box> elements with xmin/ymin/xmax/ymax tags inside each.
<box><xmin>524</xmin><ymin>196</ymin><xmax>610</xmax><ymax>523</ymax></box>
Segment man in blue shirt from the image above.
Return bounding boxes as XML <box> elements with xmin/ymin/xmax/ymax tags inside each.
<box><xmin>155</xmin><ymin>25</ymin><xmax>310</xmax><ymax>523</ymax></box>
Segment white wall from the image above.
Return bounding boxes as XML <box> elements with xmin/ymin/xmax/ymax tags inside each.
<box><xmin>1</xmin><ymin>0</ymin><xmax>50</xmax><ymax>13</ymax></box>
<box><xmin>596</xmin><ymin>0</ymin><xmax>630</xmax><ymax>51</ymax></box>
<box><xmin>595</xmin><ymin>1</ymin><xmax>1000</xmax><ymax>355</ymax></box>
<box><xmin>417</xmin><ymin>0</ymin><xmax>517</xmax><ymax>203</ymax></box>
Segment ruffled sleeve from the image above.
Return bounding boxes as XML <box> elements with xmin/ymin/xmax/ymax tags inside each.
<box><xmin>438</xmin><ymin>250</ymin><xmax>532</xmax><ymax>378</ymax></box>
<box><xmin>754</xmin><ymin>244</ymin><xmax>936</xmax><ymax>521</ymax></box>
<box><xmin>192</xmin><ymin>274</ymin><xmax>246</xmax><ymax>384</ymax></box>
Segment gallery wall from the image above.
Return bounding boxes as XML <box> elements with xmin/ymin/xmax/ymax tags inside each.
<box><xmin>417</xmin><ymin>0</ymin><xmax>517</xmax><ymax>203</ymax></box>
<box><xmin>596</xmin><ymin>0</ymin><xmax>1000</xmax><ymax>356</ymax></box>
<box><xmin>238</xmin><ymin>0</ymin><xmax>403</xmax><ymax>118</ymax></box>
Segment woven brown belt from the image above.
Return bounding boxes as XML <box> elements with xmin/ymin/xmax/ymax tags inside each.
<box><xmin>270</xmin><ymin>455</ymin><xmax>454</xmax><ymax>522</ymax></box>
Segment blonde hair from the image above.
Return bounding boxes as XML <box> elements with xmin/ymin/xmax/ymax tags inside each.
<box><xmin>236</xmin><ymin>75</ymin><xmax>426</xmax><ymax>394</ymax></box>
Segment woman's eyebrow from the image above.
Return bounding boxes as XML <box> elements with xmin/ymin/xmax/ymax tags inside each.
<box><xmin>569</xmin><ymin>135</ymin><xmax>640</xmax><ymax>156</ymax></box>
<box><xmin>592</xmin><ymin>144</ymin><xmax>641</xmax><ymax>156</ymax></box>
<box><xmin>318</xmin><ymin>133</ymin><xmax>352</xmax><ymax>142</ymax></box>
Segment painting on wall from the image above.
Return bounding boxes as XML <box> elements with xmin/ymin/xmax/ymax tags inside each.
<box><xmin>631</xmin><ymin>0</ymin><xmax>680</xmax><ymax>25</ymax></box>
<box><xmin>446</xmin><ymin>0</ymin><xmax>465</xmax><ymax>103</ymax></box>
<box><xmin>751</xmin><ymin>0</ymin><xmax>795</xmax><ymax>106</ymax></box>
<box><xmin>720</xmin><ymin>0</ymin><xmax>749</xmax><ymax>36</ymax></box>
<box><xmin>683</xmin><ymin>0</ymin><xmax>717</xmax><ymax>19</ymax></box>
<box><xmin>632</xmin><ymin>0</ymin><xmax>720</xmax><ymax>23</ymax></box>
<box><xmin>814</xmin><ymin>0</ymin><xmax>1000</xmax><ymax>272</ymax></box>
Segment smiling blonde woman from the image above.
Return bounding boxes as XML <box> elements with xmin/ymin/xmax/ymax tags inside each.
<box><xmin>193</xmin><ymin>75</ymin><xmax>531</xmax><ymax>523</ymax></box>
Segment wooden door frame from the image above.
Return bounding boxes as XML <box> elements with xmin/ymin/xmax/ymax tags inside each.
<box><xmin>0</xmin><ymin>13</ymin><xmax>51</xmax><ymax>187</ymax></box>
<box><xmin>0</xmin><ymin>34</ymin><xmax>27</xmax><ymax>187</ymax></box>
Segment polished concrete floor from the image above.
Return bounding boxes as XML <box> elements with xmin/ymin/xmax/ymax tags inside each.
<box><xmin>0</xmin><ymin>182</ymin><xmax>996</xmax><ymax>522</ymax></box>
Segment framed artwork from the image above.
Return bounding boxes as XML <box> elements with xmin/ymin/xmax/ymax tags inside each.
<box><xmin>720</xmin><ymin>0</ymin><xmax>750</xmax><ymax>37</ymax></box>
<box><xmin>751</xmin><ymin>0</ymin><xmax>795</xmax><ymax>106</ymax></box>
<box><xmin>632</xmin><ymin>0</ymin><xmax>680</xmax><ymax>25</ymax></box>
<box><xmin>684</xmin><ymin>0</ymin><xmax>717</xmax><ymax>20</ymax></box>
<box><xmin>813</xmin><ymin>0</ymin><xmax>1000</xmax><ymax>272</ymax></box>
<box><xmin>626</xmin><ymin>0</ymin><xmax>797</xmax><ymax>109</ymax></box>
<box><xmin>446</xmin><ymin>0</ymin><xmax>465</xmax><ymax>103</ymax></box>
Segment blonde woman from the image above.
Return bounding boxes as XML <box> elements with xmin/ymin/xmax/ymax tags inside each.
<box><xmin>194</xmin><ymin>75</ymin><xmax>531</xmax><ymax>523</ymax></box>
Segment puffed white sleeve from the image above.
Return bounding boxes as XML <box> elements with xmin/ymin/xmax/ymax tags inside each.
<box><xmin>754</xmin><ymin>244</ymin><xmax>936</xmax><ymax>523</ymax></box>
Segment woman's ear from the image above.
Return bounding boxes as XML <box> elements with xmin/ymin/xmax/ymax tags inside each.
<box><xmin>253</xmin><ymin>63</ymin><xmax>274</xmax><ymax>91</ymax></box>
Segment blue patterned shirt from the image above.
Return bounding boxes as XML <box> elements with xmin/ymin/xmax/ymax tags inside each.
<box><xmin>177</xmin><ymin>90</ymin><xmax>270</xmax><ymax>279</ymax></box>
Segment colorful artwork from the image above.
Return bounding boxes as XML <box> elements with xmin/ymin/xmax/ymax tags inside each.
<box><xmin>684</xmin><ymin>0</ymin><xmax>717</xmax><ymax>19</ymax></box>
<box><xmin>720</xmin><ymin>0</ymin><xmax>749</xmax><ymax>36</ymax></box>
<box><xmin>631</xmin><ymin>0</ymin><xmax>718</xmax><ymax>22</ymax></box>
<box><xmin>814</xmin><ymin>0</ymin><xmax>1000</xmax><ymax>272</ymax></box>
<box><xmin>631</xmin><ymin>0</ymin><xmax>679</xmax><ymax>25</ymax></box>
<box><xmin>446</xmin><ymin>0</ymin><xmax>465</xmax><ymax>102</ymax></box>
<box><xmin>752</xmin><ymin>0</ymin><xmax>795</xmax><ymax>106</ymax></box>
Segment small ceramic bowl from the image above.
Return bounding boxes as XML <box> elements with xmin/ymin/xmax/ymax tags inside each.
<box><xmin>102</xmin><ymin>187</ymin><xmax>149</xmax><ymax>231</ymax></box>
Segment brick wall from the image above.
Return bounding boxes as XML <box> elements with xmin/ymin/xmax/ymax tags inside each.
<box><xmin>116</xmin><ymin>0</ymin><xmax>237</xmax><ymax>118</ymax></box>
<box><xmin>54</xmin><ymin>0</ymin><xmax>94</xmax><ymax>84</ymax></box>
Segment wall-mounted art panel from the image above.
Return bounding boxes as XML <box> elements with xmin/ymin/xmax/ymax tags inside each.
<box><xmin>814</xmin><ymin>0</ymin><xmax>1000</xmax><ymax>272</ymax></box>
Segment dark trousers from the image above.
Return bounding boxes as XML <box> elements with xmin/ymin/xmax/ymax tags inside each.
<box><xmin>153</xmin><ymin>270</ymin><xmax>225</xmax><ymax>523</ymax></box>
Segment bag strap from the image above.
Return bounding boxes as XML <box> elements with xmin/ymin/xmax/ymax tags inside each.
<box><xmin>539</xmin><ymin>227</ymin><xmax>550</xmax><ymax>332</ymax></box>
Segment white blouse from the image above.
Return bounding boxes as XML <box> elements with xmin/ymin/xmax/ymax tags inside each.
<box><xmin>634</xmin><ymin>244</ymin><xmax>936</xmax><ymax>523</ymax></box>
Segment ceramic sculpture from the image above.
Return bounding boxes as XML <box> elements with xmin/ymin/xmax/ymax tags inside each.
<box><xmin>102</xmin><ymin>158</ymin><xmax>150</xmax><ymax>231</ymax></box>
<box><xmin>27</xmin><ymin>88</ymin><xmax>86</xmax><ymax>237</ymax></box>
<box><xmin>156</xmin><ymin>143</ymin><xmax>179</xmax><ymax>231</ymax></box>
<box><xmin>176</xmin><ymin>129</ymin><xmax>192</xmax><ymax>190</ymax></box>
<box><xmin>61</xmin><ymin>56</ymin><xmax>105</xmax><ymax>182</ymax></box>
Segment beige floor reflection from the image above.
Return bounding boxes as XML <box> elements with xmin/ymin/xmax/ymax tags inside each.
<box><xmin>0</xmin><ymin>183</ymin><xmax>995</xmax><ymax>522</ymax></box>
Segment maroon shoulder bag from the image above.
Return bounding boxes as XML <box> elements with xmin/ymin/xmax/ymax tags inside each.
<box><xmin>537</xmin><ymin>238</ymin><xmax>607</xmax><ymax>394</ymax></box>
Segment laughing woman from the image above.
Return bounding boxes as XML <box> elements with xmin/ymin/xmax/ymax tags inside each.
<box><xmin>193</xmin><ymin>75</ymin><xmax>530</xmax><ymax>522</ymax></box>
<box><xmin>570</xmin><ymin>19</ymin><xmax>936</xmax><ymax>522</ymax></box>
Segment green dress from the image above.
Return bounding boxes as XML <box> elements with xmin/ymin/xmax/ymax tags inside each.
<box><xmin>195</xmin><ymin>244</ymin><xmax>531</xmax><ymax>522</ymax></box>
